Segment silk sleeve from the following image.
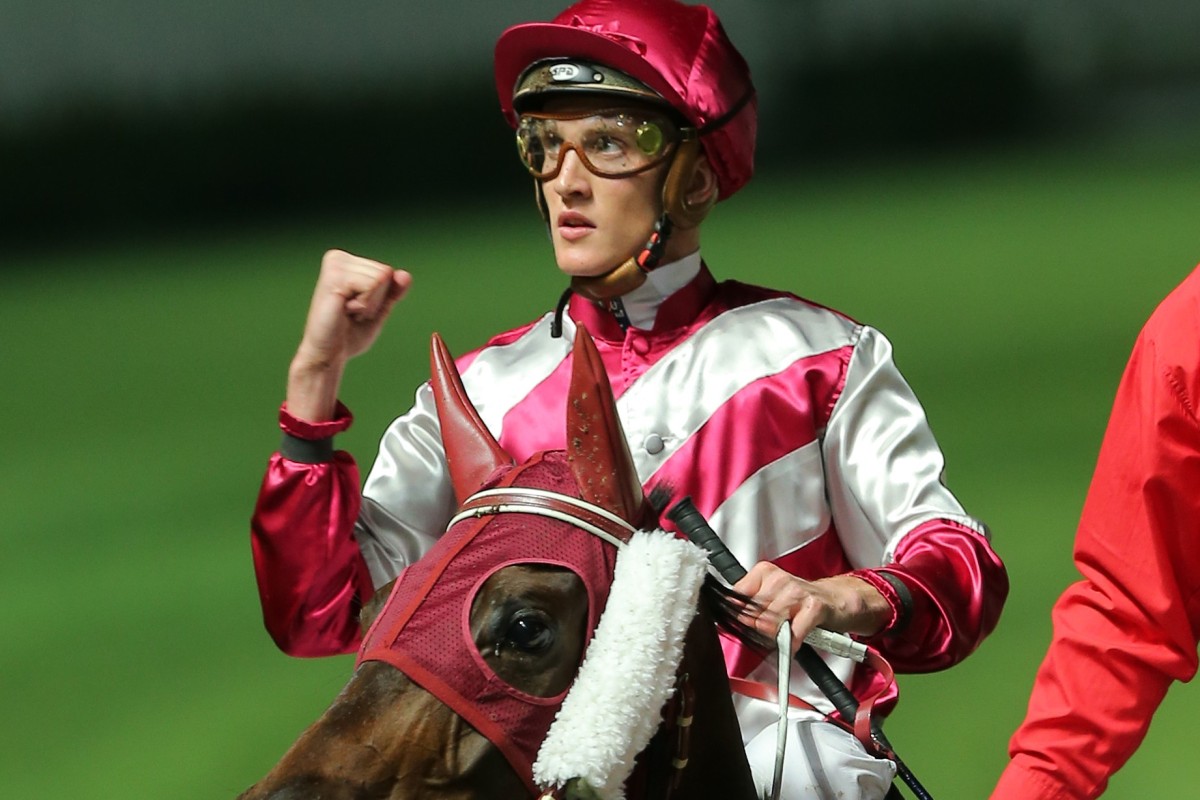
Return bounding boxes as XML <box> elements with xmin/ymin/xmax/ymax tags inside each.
<box><xmin>824</xmin><ymin>326</ymin><xmax>1008</xmax><ymax>671</ymax></box>
<box><xmin>250</xmin><ymin>404</ymin><xmax>373</xmax><ymax>657</ymax></box>
<box><xmin>355</xmin><ymin>380</ymin><xmax>459</xmax><ymax>587</ymax></box>
<box><xmin>866</xmin><ymin>519</ymin><xmax>1008</xmax><ymax>672</ymax></box>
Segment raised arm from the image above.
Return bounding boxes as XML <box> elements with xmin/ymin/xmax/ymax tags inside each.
<box><xmin>250</xmin><ymin>250</ymin><xmax>412</xmax><ymax>657</ymax></box>
<box><xmin>286</xmin><ymin>249</ymin><xmax>411</xmax><ymax>421</ymax></box>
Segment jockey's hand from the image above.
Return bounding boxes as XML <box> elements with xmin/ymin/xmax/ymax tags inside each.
<box><xmin>733</xmin><ymin>563</ymin><xmax>891</xmax><ymax>656</ymax></box>
<box><xmin>287</xmin><ymin>249</ymin><xmax>412</xmax><ymax>422</ymax></box>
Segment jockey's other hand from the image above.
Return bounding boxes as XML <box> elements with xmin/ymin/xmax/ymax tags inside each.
<box><xmin>733</xmin><ymin>563</ymin><xmax>890</xmax><ymax>655</ymax></box>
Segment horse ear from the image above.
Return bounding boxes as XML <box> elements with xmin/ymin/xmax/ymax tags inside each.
<box><xmin>430</xmin><ymin>332</ymin><xmax>514</xmax><ymax>505</ymax></box>
<box><xmin>566</xmin><ymin>325</ymin><xmax>649</xmax><ymax>528</ymax></box>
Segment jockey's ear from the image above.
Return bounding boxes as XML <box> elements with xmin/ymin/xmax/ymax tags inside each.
<box><xmin>664</xmin><ymin>144</ymin><xmax>717</xmax><ymax>229</ymax></box>
<box><xmin>685</xmin><ymin>154</ymin><xmax>718</xmax><ymax>214</ymax></box>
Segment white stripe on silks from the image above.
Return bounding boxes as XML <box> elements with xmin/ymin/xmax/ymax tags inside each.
<box><xmin>532</xmin><ymin>530</ymin><xmax>711</xmax><ymax>800</ymax></box>
<box><xmin>460</xmin><ymin>312</ymin><xmax>574</xmax><ymax>439</ymax></box>
<box><xmin>708</xmin><ymin>439</ymin><xmax>832</xmax><ymax>571</ymax></box>
<box><xmin>613</xmin><ymin>297</ymin><xmax>858</xmax><ymax>483</ymax></box>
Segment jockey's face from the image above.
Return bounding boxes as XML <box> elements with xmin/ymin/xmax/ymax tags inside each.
<box><xmin>537</xmin><ymin>95</ymin><xmax>698</xmax><ymax>278</ymax></box>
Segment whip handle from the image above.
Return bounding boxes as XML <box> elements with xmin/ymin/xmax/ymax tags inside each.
<box><xmin>665</xmin><ymin>496</ymin><xmax>934</xmax><ymax>800</ymax></box>
<box><xmin>666</xmin><ymin>497</ymin><xmax>747</xmax><ymax>582</ymax></box>
<box><xmin>665</xmin><ymin>497</ymin><xmax>862</xmax><ymax>720</ymax></box>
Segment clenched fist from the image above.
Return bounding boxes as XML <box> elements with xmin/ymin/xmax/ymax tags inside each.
<box><xmin>286</xmin><ymin>250</ymin><xmax>413</xmax><ymax>422</ymax></box>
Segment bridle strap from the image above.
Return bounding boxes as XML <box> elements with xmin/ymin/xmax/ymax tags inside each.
<box><xmin>726</xmin><ymin>648</ymin><xmax>899</xmax><ymax>758</ymax></box>
<box><xmin>637</xmin><ymin>665</ymin><xmax>694</xmax><ymax>800</ymax></box>
<box><xmin>449</xmin><ymin>487</ymin><xmax>636</xmax><ymax>549</ymax></box>
<box><xmin>659</xmin><ymin>668</ymin><xmax>695</xmax><ymax>800</ymax></box>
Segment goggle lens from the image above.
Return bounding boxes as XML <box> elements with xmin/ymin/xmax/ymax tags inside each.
<box><xmin>516</xmin><ymin>110</ymin><xmax>685</xmax><ymax>179</ymax></box>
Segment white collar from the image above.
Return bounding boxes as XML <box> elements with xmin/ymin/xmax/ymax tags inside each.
<box><xmin>618</xmin><ymin>250</ymin><xmax>702</xmax><ymax>330</ymax></box>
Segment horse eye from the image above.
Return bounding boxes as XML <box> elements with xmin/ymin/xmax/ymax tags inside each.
<box><xmin>505</xmin><ymin>613</ymin><xmax>554</xmax><ymax>653</ymax></box>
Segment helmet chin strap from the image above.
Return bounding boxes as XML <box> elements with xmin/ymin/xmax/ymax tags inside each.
<box><xmin>547</xmin><ymin>139</ymin><xmax>715</xmax><ymax>337</ymax></box>
<box><xmin>549</xmin><ymin>215</ymin><xmax>669</xmax><ymax>338</ymax></box>
<box><xmin>569</xmin><ymin>213</ymin><xmax>673</xmax><ymax>302</ymax></box>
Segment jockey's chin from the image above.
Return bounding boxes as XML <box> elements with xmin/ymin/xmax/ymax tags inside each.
<box><xmin>546</xmin><ymin>206</ymin><xmax>660</xmax><ymax>279</ymax></box>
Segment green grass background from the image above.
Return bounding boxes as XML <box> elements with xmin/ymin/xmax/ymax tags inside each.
<box><xmin>4</xmin><ymin>128</ymin><xmax>1199</xmax><ymax>798</ymax></box>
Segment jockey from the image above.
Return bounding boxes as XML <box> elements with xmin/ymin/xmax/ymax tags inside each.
<box><xmin>250</xmin><ymin>1</ymin><xmax>1009</xmax><ymax>797</ymax></box>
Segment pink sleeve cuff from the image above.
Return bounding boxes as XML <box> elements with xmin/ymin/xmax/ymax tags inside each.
<box><xmin>279</xmin><ymin>401</ymin><xmax>354</xmax><ymax>440</ymax></box>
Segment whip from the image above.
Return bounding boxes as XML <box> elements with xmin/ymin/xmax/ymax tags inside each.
<box><xmin>666</xmin><ymin>496</ymin><xmax>934</xmax><ymax>800</ymax></box>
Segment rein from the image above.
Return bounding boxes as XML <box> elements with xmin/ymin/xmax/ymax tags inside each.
<box><xmin>666</xmin><ymin>497</ymin><xmax>936</xmax><ymax>800</ymax></box>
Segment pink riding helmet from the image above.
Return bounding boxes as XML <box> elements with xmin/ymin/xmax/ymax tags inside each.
<box><xmin>494</xmin><ymin>0</ymin><xmax>757</xmax><ymax>200</ymax></box>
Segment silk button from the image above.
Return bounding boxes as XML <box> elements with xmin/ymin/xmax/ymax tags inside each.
<box><xmin>644</xmin><ymin>433</ymin><xmax>665</xmax><ymax>454</ymax></box>
<box><xmin>630</xmin><ymin>336</ymin><xmax>650</xmax><ymax>356</ymax></box>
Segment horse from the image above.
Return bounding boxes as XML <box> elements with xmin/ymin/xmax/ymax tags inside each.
<box><xmin>237</xmin><ymin>326</ymin><xmax>765</xmax><ymax>800</ymax></box>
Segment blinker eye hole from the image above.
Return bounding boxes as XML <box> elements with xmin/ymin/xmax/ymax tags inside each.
<box><xmin>636</xmin><ymin>122</ymin><xmax>664</xmax><ymax>156</ymax></box>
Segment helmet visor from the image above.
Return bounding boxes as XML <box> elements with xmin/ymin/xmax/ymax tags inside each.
<box><xmin>516</xmin><ymin>109</ymin><xmax>690</xmax><ymax>180</ymax></box>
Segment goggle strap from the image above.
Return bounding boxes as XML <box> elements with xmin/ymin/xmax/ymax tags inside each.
<box><xmin>697</xmin><ymin>87</ymin><xmax>756</xmax><ymax>136</ymax></box>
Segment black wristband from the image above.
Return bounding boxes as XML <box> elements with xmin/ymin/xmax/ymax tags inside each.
<box><xmin>280</xmin><ymin>432</ymin><xmax>335</xmax><ymax>464</ymax></box>
<box><xmin>875</xmin><ymin>569</ymin><xmax>914</xmax><ymax>635</ymax></box>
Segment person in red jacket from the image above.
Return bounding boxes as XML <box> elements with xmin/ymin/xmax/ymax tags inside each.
<box><xmin>991</xmin><ymin>263</ymin><xmax>1200</xmax><ymax>800</ymax></box>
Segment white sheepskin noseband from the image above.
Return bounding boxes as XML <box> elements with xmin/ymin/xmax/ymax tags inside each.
<box><xmin>532</xmin><ymin>529</ymin><xmax>711</xmax><ymax>800</ymax></box>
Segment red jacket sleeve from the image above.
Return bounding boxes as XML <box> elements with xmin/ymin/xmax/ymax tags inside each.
<box><xmin>992</xmin><ymin>268</ymin><xmax>1200</xmax><ymax>800</ymax></box>
<box><xmin>249</xmin><ymin>404</ymin><xmax>375</xmax><ymax>657</ymax></box>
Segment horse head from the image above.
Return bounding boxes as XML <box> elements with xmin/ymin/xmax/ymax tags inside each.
<box><xmin>238</xmin><ymin>327</ymin><xmax>758</xmax><ymax>800</ymax></box>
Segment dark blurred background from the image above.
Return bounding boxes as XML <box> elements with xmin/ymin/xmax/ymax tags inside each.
<box><xmin>5</xmin><ymin>0</ymin><xmax>1199</xmax><ymax>251</ymax></box>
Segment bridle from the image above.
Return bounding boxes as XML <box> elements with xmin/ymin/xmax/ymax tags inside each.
<box><xmin>451</xmin><ymin>486</ymin><xmax>704</xmax><ymax>800</ymax></box>
<box><xmin>449</xmin><ymin>487</ymin><xmax>636</xmax><ymax>550</ymax></box>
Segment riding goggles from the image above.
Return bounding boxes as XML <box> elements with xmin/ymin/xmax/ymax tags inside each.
<box><xmin>515</xmin><ymin>108</ymin><xmax>694</xmax><ymax>180</ymax></box>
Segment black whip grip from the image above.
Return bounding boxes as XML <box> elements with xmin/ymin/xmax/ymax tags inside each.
<box><xmin>666</xmin><ymin>497</ymin><xmax>866</xmax><ymax>724</ymax></box>
<box><xmin>664</xmin><ymin>500</ymin><xmax>929</xmax><ymax>799</ymax></box>
<box><xmin>666</xmin><ymin>497</ymin><xmax>748</xmax><ymax>583</ymax></box>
